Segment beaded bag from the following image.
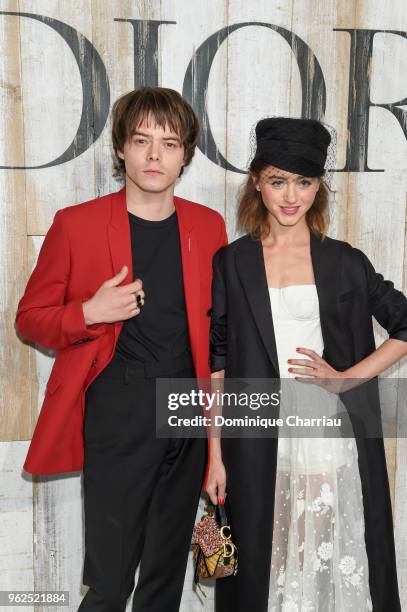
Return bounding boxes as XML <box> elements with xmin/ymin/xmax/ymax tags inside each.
<box><xmin>192</xmin><ymin>503</ymin><xmax>238</xmax><ymax>596</ymax></box>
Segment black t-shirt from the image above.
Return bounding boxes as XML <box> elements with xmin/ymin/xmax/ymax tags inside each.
<box><xmin>114</xmin><ymin>209</ymin><xmax>191</xmax><ymax>363</ymax></box>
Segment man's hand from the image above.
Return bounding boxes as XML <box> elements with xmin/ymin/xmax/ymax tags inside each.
<box><xmin>82</xmin><ymin>265</ymin><xmax>145</xmax><ymax>325</ymax></box>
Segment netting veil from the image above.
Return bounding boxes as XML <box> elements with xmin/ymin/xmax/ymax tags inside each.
<box><xmin>246</xmin><ymin>115</ymin><xmax>338</xmax><ymax>191</ymax></box>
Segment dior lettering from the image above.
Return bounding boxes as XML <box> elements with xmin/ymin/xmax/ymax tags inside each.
<box><xmin>1</xmin><ymin>12</ymin><xmax>405</xmax><ymax>172</ymax></box>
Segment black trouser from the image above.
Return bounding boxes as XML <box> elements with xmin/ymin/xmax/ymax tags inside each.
<box><xmin>78</xmin><ymin>353</ymin><xmax>206</xmax><ymax>612</ymax></box>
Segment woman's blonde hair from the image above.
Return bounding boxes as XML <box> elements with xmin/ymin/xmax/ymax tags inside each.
<box><xmin>237</xmin><ymin>157</ymin><xmax>330</xmax><ymax>240</ymax></box>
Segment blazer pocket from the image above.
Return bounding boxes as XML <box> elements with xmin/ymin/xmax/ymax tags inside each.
<box><xmin>339</xmin><ymin>287</ymin><xmax>363</xmax><ymax>302</ymax></box>
<box><xmin>45</xmin><ymin>374</ymin><xmax>62</xmax><ymax>395</ymax></box>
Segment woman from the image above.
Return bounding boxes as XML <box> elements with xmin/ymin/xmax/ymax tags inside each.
<box><xmin>206</xmin><ymin>117</ymin><xmax>406</xmax><ymax>611</ymax></box>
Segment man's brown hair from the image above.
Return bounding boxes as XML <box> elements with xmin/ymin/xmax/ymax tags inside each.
<box><xmin>111</xmin><ymin>86</ymin><xmax>200</xmax><ymax>177</ymax></box>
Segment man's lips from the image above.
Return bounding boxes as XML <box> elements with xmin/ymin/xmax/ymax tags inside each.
<box><xmin>143</xmin><ymin>169</ymin><xmax>164</xmax><ymax>175</ymax></box>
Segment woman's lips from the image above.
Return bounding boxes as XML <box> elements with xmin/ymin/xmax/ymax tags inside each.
<box><xmin>280</xmin><ymin>206</ymin><xmax>300</xmax><ymax>216</ymax></box>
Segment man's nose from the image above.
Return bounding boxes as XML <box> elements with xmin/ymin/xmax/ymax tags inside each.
<box><xmin>147</xmin><ymin>141</ymin><xmax>160</xmax><ymax>160</ymax></box>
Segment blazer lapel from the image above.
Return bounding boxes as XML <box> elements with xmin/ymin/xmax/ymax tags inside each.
<box><xmin>108</xmin><ymin>186</ymin><xmax>133</xmax><ymax>282</ymax></box>
<box><xmin>310</xmin><ymin>232</ymin><xmax>341</xmax><ymax>361</ymax></box>
<box><xmin>235</xmin><ymin>237</ymin><xmax>280</xmax><ymax>375</ymax></box>
<box><xmin>174</xmin><ymin>198</ymin><xmax>200</xmax><ymax>365</ymax></box>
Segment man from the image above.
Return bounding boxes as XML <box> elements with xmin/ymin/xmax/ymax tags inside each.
<box><xmin>15</xmin><ymin>86</ymin><xmax>227</xmax><ymax>612</ymax></box>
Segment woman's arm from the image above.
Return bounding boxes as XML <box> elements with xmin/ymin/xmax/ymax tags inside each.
<box><xmin>291</xmin><ymin>338</ymin><xmax>407</xmax><ymax>385</ymax></box>
<box><xmin>206</xmin><ymin>367</ymin><xmax>227</xmax><ymax>505</ymax></box>
<box><xmin>209</xmin><ymin>369</ymin><xmax>225</xmax><ymax>461</ymax></box>
<box><xmin>291</xmin><ymin>249</ymin><xmax>407</xmax><ymax>386</ymax></box>
<box><xmin>344</xmin><ymin>338</ymin><xmax>407</xmax><ymax>379</ymax></box>
<box><xmin>345</xmin><ymin>249</ymin><xmax>407</xmax><ymax>378</ymax></box>
<box><xmin>205</xmin><ymin>247</ymin><xmax>228</xmax><ymax>504</ymax></box>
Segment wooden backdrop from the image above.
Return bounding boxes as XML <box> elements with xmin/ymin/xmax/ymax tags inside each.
<box><xmin>1</xmin><ymin>0</ymin><xmax>406</xmax><ymax>609</ymax></box>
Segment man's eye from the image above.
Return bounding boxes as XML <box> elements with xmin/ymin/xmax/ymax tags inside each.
<box><xmin>134</xmin><ymin>138</ymin><xmax>146</xmax><ymax>144</ymax></box>
<box><xmin>165</xmin><ymin>142</ymin><xmax>176</xmax><ymax>148</ymax></box>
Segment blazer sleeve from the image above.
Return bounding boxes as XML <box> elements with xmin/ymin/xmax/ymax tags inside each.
<box><xmin>358</xmin><ymin>248</ymin><xmax>407</xmax><ymax>342</ymax></box>
<box><xmin>15</xmin><ymin>210</ymin><xmax>107</xmax><ymax>350</ymax></box>
<box><xmin>209</xmin><ymin>247</ymin><xmax>228</xmax><ymax>372</ymax></box>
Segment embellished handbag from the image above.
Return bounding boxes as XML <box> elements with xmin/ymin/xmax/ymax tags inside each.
<box><xmin>191</xmin><ymin>502</ymin><xmax>238</xmax><ymax>595</ymax></box>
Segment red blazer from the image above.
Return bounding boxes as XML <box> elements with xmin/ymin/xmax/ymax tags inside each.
<box><xmin>16</xmin><ymin>186</ymin><xmax>227</xmax><ymax>483</ymax></box>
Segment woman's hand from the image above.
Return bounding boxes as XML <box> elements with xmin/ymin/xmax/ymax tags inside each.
<box><xmin>288</xmin><ymin>347</ymin><xmax>341</xmax><ymax>378</ymax></box>
<box><xmin>287</xmin><ymin>347</ymin><xmax>356</xmax><ymax>393</ymax></box>
<box><xmin>205</xmin><ymin>456</ymin><xmax>227</xmax><ymax>506</ymax></box>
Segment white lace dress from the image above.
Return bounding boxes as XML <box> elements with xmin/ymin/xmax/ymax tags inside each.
<box><xmin>267</xmin><ymin>285</ymin><xmax>373</xmax><ymax>612</ymax></box>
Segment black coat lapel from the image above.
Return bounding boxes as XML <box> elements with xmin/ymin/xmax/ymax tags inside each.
<box><xmin>310</xmin><ymin>232</ymin><xmax>342</xmax><ymax>363</ymax></box>
<box><xmin>235</xmin><ymin>236</ymin><xmax>280</xmax><ymax>375</ymax></box>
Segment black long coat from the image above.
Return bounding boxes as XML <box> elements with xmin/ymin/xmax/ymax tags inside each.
<box><xmin>210</xmin><ymin>231</ymin><xmax>406</xmax><ymax>612</ymax></box>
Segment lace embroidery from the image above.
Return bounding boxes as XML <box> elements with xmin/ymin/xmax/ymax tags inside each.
<box><xmin>269</xmin><ymin>448</ymin><xmax>373</xmax><ymax>611</ymax></box>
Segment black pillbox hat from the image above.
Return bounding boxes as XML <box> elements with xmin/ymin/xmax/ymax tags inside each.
<box><xmin>254</xmin><ymin>117</ymin><xmax>331</xmax><ymax>176</ymax></box>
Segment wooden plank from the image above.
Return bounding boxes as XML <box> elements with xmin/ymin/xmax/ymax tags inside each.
<box><xmin>18</xmin><ymin>0</ymin><xmax>97</xmax><ymax>234</ymax></box>
<box><xmin>335</xmin><ymin>0</ymin><xmax>407</xmax><ymax>602</ymax></box>
<box><xmin>33</xmin><ymin>473</ymin><xmax>84</xmax><ymax>612</ymax></box>
<box><xmin>0</xmin><ymin>2</ymin><xmax>32</xmax><ymax>443</ymax></box>
<box><xmin>0</xmin><ymin>441</ymin><xmax>34</xmax><ymax>611</ymax></box>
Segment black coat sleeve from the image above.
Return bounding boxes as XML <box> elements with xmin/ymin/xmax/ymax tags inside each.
<box><xmin>209</xmin><ymin>247</ymin><xmax>228</xmax><ymax>372</ymax></box>
<box><xmin>357</xmin><ymin>248</ymin><xmax>407</xmax><ymax>342</ymax></box>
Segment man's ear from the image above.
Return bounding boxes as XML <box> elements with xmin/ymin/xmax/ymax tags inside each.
<box><xmin>117</xmin><ymin>149</ymin><xmax>124</xmax><ymax>160</ymax></box>
<box><xmin>177</xmin><ymin>160</ymin><xmax>186</xmax><ymax>177</ymax></box>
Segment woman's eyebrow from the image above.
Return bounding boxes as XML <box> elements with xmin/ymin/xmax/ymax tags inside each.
<box><xmin>267</xmin><ymin>174</ymin><xmax>310</xmax><ymax>180</ymax></box>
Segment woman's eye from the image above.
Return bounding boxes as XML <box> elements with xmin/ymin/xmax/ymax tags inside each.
<box><xmin>271</xmin><ymin>180</ymin><xmax>284</xmax><ymax>187</ymax></box>
<box><xmin>299</xmin><ymin>179</ymin><xmax>311</xmax><ymax>187</ymax></box>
